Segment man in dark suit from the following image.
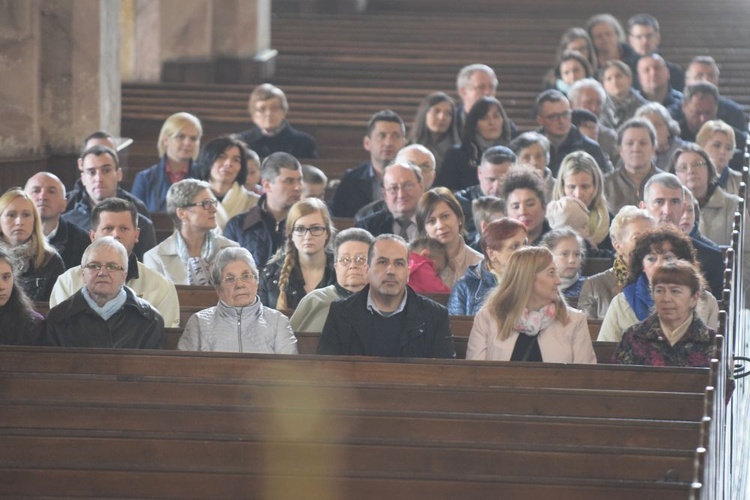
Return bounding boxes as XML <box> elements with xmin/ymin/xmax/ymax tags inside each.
<box><xmin>330</xmin><ymin>110</ymin><xmax>406</xmax><ymax>217</ymax></box>
<box><xmin>356</xmin><ymin>162</ymin><xmax>424</xmax><ymax>243</ymax></box>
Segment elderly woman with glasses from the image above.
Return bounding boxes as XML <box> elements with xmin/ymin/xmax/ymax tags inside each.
<box><xmin>144</xmin><ymin>179</ymin><xmax>238</xmax><ymax>285</ymax></box>
<box><xmin>178</xmin><ymin>247</ymin><xmax>298</xmax><ymax>353</ymax></box>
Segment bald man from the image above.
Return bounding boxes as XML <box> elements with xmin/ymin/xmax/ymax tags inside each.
<box><xmin>25</xmin><ymin>172</ymin><xmax>90</xmax><ymax>269</ymax></box>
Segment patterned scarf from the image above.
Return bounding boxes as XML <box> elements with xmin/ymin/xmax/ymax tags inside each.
<box><xmin>175</xmin><ymin>231</ymin><xmax>220</xmax><ymax>286</ymax></box>
<box><xmin>515</xmin><ymin>303</ymin><xmax>557</xmax><ymax>337</ymax></box>
<box><xmin>1</xmin><ymin>235</ymin><xmax>38</xmax><ymax>274</ymax></box>
<box><xmin>612</xmin><ymin>256</ymin><xmax>629</xmax><ymax>286</ymax></box>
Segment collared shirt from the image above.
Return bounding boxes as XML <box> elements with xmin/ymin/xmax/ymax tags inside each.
<box><xmin>659</xmin><ymin>314</ymin><xmax>693</xmax><ymax>347</ymax></box>
<box><xmin>165</xmin><ymin>163</ymin><xmax>189</xmax><ymax>185</ymax></box>
<box><xmin>366</xmin><ymin>288</ymin><xmax>407</xmax><ymax>317</ymax></box>
<box><xmin>46</xmin><ymin>221</ymin><xmax>60</xmax><ymax>240</ymax></box>
<box><xmin>391</xmin><ymin>216</ymin><xmax>418</xmax><ymax>242</ymax></box>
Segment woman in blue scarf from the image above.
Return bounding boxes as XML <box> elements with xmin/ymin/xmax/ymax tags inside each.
<box><xmin>597</xmin><ymin>226</ymin><xmax>719</xmax><ymax>342</ymax></box>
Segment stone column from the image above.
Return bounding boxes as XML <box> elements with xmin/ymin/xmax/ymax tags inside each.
<box><xmin>0</xmin><ymin>0</ymin><xmax>120</xmax><ymax>159</ymax></box>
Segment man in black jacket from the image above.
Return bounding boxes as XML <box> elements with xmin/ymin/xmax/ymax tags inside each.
<box><xmin>45</xmin><ymin>237</ymin><xmax>165</xmax><ymax>349</ymax></box>
<box><xmin>25</xmin><ymin>172</ymin><xmax>89</xmax><ymax>269</ymax></box>
<box><xmin>318</xmin><ymin>234</ymin><xmax>455</xmax><ymax>358</ymax></box>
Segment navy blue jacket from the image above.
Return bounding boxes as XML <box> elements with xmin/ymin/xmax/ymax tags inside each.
<box><xmin>547</xmin><ymin>125</ymin><xmax>612</xmax><ymax>178</ymax></box>
<box><xmin>131</xmin><ymin>156</ymin><xmax>196</xmax><ymax>213</ymax></box>
<box><xmin>330</xmin><ymin>162</ymin><xmax>379</xmax><ymax>218</ymax></box>
<box><xmin>49</xmin><ymin>218</ymin><xmax>91</xmax><ymax>270</ymax></box>
<box><xmin>236</xmin><ymin>123</ymin><xmax>318</xmax><ymax>159</ymax></box>
<box><xmin>223</xmin><ymin>194</ymin><xmax>285</xmax><ymax>270</ymax></box>
<box><xmin>355</xmin><ymin>209</ymin><xmax>396</xmax><ymax>238</ymax></box>
<box><xmin>448</xmin><ymin>263</ymin><xmax>496</xmax><ymax>316</ymax></box>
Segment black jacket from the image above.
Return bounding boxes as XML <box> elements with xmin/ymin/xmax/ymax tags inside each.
<box><xmin>330</xmin><ymin>162</ymin><xmax>379</xmax><ymax>218</ymax></box>
<box><xmin>45</xmin><ymin>286</ymin><xmax>165</xmax><ymax>349</ymax></box>
<box><xmin>547</xmin><ymin>125</ymin><xmax>612</xmax><ymax>178</ymax></box>
<box><xmin>49</xmin><ymin>218</ymin><xmax>91</xmax><ymax>270</ymax></box>
<box><xmin>260</xmin><ymin>251</ymin><xmax>336</xmax><ymax>310</ymax></box>
<box><xmin>223</xmin><ymin>194</ymin><xmax>285</xmax><ymax>271</ymax></box>
<box><xmin>318</xmin><ymin>285</ymin><xmax>456</xmax><ymax>358</ymax></box>
<box><xmin>18</xmin><ymin>251</ymin><xmax>65</xmax><ymax>302</ymax></box>
<box><xmin>355</xmin><ymin>209</ymin><xmax>396</xmax><ymax>238</ymax></box>
<box><xmin>236</xmin><ymin>122</ymin><xmax>318</xmax><ymax>159</ymax></box>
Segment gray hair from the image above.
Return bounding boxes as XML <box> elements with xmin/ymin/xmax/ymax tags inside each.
<box><xmin>396</xmin><ymin>144</ymin><xmax>436</xmax><ymax>171</ymax></box>
<box><xmin>609</xmin><ymin>206</ymin><xmax>655</xmax><ymax>243</ymax></box>
<box><xmin>333</xmin><ymin>228</ymin><xmax>375</xmax><ymax>260</ymax></box>
<box><xmin>81</xmin><ymin>236</ymin><xmax>129</xmax><ymax>272</ymax></box>
<box><xmin>634</xmin><ymin>102</ymin><xmax>681</xmax><ymax>138</ymax></box>
<box><xmin>383</xmin><ymin>161</ymin><xmax>424</xmax><ymax>185</ymax></box>
<box><xmin>261</xmin><ymin>152</ymin><xmax>301</xmax><ymax>183</ymax></box>
<box><xmin>166</xmin><ymin>179</ymin><xmax>213</xmax><ymax>229</ymax></box>
<box><xmin>643</xmin><ymin>173</ymin><xmax>685</xmax><ymax>202</ymax></box>
<box><xmin>210</xmin><ymin>247</ymin><xmax>258</xmax><ymax>287</ymax></box>
<box><xmin>568</xmin><ymin>78</ymin><xmax>607</xmax><ymax>108</ymax></box>
<box><xmin>456</xmin><ymin>63</ymin><xmax>498</xmax><ymax>92</ymax></box>
<box><xmin>367</xmin><ymin>234</ymin><xmax>408</xmax><ymax>265</ymax></box>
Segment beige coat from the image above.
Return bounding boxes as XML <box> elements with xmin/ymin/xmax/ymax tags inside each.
<box><xmin>143</xmin><ymin>232</ymin><xmax>238</xmax><ymax>285</ymax></box>
<box><xmin>215</xmin><ymin>182</ymin><xmax>260</xmax><ymax>230</ymax></box>
<box><xmin>467</xmin><ymin>306</ymin><xmax>596</xmax><ymax>364</ymax></box>
<box><xmin>577</xmin><ymin>269</ymin><xmax>619</xmax><ymax>320</ymax></box>
<box><xmin>603</xmin><ymin>164</ymin><xmax>661</xmax><ymax>214</ymax></box>
<box><xmin>699</xmin><ymin>186</ymin><xmax>741</xmax><ymax>247</ymax></box>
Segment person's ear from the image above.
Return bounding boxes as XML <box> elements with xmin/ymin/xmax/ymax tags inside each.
<box><xmin>88</xmin><ymin>229</ymin><xmax>96</xmax><ymax>242</ymax></box>
<box><xmin>363</xmin><ymin>135</ymin><xmax>372</xmax><ymax>152</ymax></box>
<box><xmin>116</xmin><ymin>168</ymin><xmax>123</xmax><ymax>183</ymax></box>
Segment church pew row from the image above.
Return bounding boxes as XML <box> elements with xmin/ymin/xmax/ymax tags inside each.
<box><xmin>0</xmin><ymin>345</ymin><xmax>715</xmax><ymax>498</ymax></box>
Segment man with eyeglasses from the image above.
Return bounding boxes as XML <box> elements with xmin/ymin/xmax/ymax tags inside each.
<box><xmin>45</xmin><ymin>236</ymin><xmax>165</xmax><ymax>348</ymax></box>
<box><xmin>318</xmin><ymin>234</ymin><xmax>455</xmax><ymax>358</ymax></box>
<box><xmin>356</xmin><ymin>162</ymin><xmax>424</xmax><ymax>242</ymax></box>
<box><xmin>63</xmin><ymin>144</ymin><xmax>157</xmax><ymax>260</ymax></box>
<box><xmin>290</xmin><ymin>228</ymin><xmax>374</xmax><ymax>333</ymax></box>
<box><xmin>626</xmin><ymin>14</ymin><xmax>685</xmax><ymax>92</ymax></box>
<box><xmin>224</xmin><ymin>152</ymin><xmax>303</xmax><ymax>270</ymax></box>
<box><xmin>534</xmin><ymin>89</ymin><xmax>611</xmax><ymax>177</ymax></box>
<box><xmin>50</xmin><ymin>198</ymin><xmax>180</xmax><ymax>327</ymax></box>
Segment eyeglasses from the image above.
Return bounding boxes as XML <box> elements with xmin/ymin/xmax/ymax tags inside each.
<box><xmin>543</xmin><ymin>110</ymin><xmax>572</xmax><ymax>122</ymax></box>
<box><xmin>184</xmin><ymin>199</ymin><xmax>219</xmax><ymax>210</ymax></box>
<box><xmin>222</xmin><ymin>273</ymin><xmax>256</xmax><ymax>285</ymax></box>
<box><xmin>674</xmin><ymin>160</ymin><xmax>707</xmax><ymax>173</ymax></box>
<box><xmin>83</xmin><ymin>262</ymin><xmax>125</xmax><ymax>273</ymax></box>
<box><xmin>337</xmin><ymin>255</ymin><xmax>368</xmax><ymax>267</ymax></box>
<box><xmin>385</xmin><ymin>182</ymin><xmax>417</xmax><ymax>196</ymax></box>
<box><xmin>292</xmin><ymin>225</ymin><xmax>327</xmax><ymax>237</ymax></box>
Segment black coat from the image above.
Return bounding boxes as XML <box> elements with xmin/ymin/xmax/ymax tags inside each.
<box><xmin>236</xmin><ymin>123</ymin><xmax>318</xmax><ymax>159</ymax></box>
<box><xmin>260</xmin><ymin>251</ymin><xmax>336</xmax><ymax>310</ymax></box>
<box><xmin>18</xmin><ymin>251</ymin><xmax>65</xmax><ymax>302</ymax></box>
<box><xmin>223</xmin><ymin>194</ymin><xmax>285</xmax><ymax>271</ymax></box>
<box><xmin>355</xmin><ymin>209</ymin><xmax>395</xmax><ymax>238</ymax></box>
<box><xmin>49</xmin><ymin>218</ymin><xmax>91</xmax><ymax>270</ymax></box>
<box><xmin>45</xmin><ymin>287</ymin><xmax>165</xmax><ymax>349</ymax></box>
<box><xmin>330</xmin><ymin>162</ymin><xmax>379</xmax><ymax>218</ymax></box>
<box><xmin>318</xmin><ymin>285</ymin><xmax>456</xmax><ymax>358</ymax></box>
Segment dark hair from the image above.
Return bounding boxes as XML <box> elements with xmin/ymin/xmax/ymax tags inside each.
<box><xmin>416</xmin><ymin>187</ymin><xmax>467</xmax><ymax>238</ymax></box>
<box><xmin>554</xmin><ymin>51</ymin><xmax>593</xmax><ymax>80</ymax></box>
<box><xmin>628</xmin><ymin>227</ymin><xmax>697</xmax><ymax>285</ymax></box>
<box><xmin>510</xmin><ymin>131</ymin><xmax>551</xmax><ymax>156</ymax></box>
<box><xmin>461</xmin><ymin>97</ymin><xmax>512</xmax><ymax>146</ymax></box>
<box><xmin>571</xmin><ymin>108</ymin><xmax>599</xmax><ymax>127</ymax></box>
<box><xmin>91</xmin><ymin>197</ymin><xmax>139</xmax><ymax>231</ymax></box>
<box><xmin>80</xmin><ymin>145</ymin><xmax>119</xmax><ymax>169</ymax></box>
<box><xmin>481</xmin><ymin>145</ymin><xmax>516</xmax><ymax>166</ymax></box>
<box><xmin>533</xmin><ymin>89</ymin><xmax>567</xmax><ymax>117</ymax></box>
<box><xmin>80</xmin><ymin>131</ymin><xmax>115</xmax><ymax>156</ymax></box>
<box><xmin>260</xmin><ymin>151</ymin><xmax>301</xmax><ymax>182</ymax></box>
<box><xmin>651</xmin><ymin>260</ymin><xmax>703</xmax><ymax>296</ymax></box>
<box><xmin>502</xmin><ymin>168</ymin><xmax>547</xmax><ymax>206</ymax></box>
<box><xmin>683</xmin><ymin>81</ymin><xmax>720</xmax><ymax>104</ymax></box>
<box><xmin>0</xmin><ymin>248</ymin><xmax>39</xmax><ymax>345</ymax></box>
<box><xmin>409</xmin><ymin>236</ymin><xmax>448</xmax><ymax>260</ymax></box>
<box><xmin>193</xmin><ymin>136</ymin><xmax>248</xmax><ymax>187</ymax></box>
<box><xmin>480</xmin><ymin>218</ymin><xmax>527</xmax><ymax>260</ymax></box>
<box><xmin>617</xmin><ymin>118</ymin><xmax>656</xmax><ymax>147</ymax></box>
<box><xmin>408</xmin><ymin>92</ymin><xmax>460</xmax><ymax>147</ymax></box>
<box><xmin>367</xmin><ymin>110</ymin><xmax>405</xmax><ymax>137</ymax></box>
<box><xmin>601</xmin><ymin>59</ymin><xmax>633</xmax><ymax>81</ymax></box>
<box><xmin>627</xmin><ymin>13</ymin><xmax>660</xmax><ymax>33</ymax></box>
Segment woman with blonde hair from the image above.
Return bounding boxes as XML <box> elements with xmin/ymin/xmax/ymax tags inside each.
<box><xmin>552</xmin><ymin>151</ymin><xmax>613</xmax><ymax>252</ymax></box>
<box><xmin>260</xmin><ymin>198</ymin><xmax>336</xmax><ymax>311</ymax></box>
<box><xmin>696</xmin><ymin>119</ymin><xmax>742</xmax><ymax>197</ymax></box>
<box><xmin>132</xmin><ymin>112</ymin><xmax>202</xmax><ymax>213</ymax></box>
<box><xmin>0</xmin><ymin>188</ymin><xmax>65</xmax><ymax>301</ymax></box>
<box><xmin>467</xmin><ymin>247</ymin><xmax>595</xmax><ymax>363</ymax></box>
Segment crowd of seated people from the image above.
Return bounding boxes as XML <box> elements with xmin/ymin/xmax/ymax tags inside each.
<box><xmin>2</xmin><ymin>10</ymin><xmax>747</xmax><ymax>370</ymax></box>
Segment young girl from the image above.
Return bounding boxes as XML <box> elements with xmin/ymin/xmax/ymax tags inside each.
<box><xmin>408</xmin><ymin>237</ymin><xmax>450</xmax><ymax>294</ymax></box>
<box><xmin>599</xmin><ymin>61</ymin><xmax>647</xmax><ymax>130</ymax></box>
<box><xmin>542</xmin><ymin>228</ymin><xmax>586</xmax><ymax>301</ymax></box>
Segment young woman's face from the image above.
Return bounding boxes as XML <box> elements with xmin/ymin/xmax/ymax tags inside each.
<box><xmin>0</xmin><ymin>197</ymin><xmax>35</xmax><ymax>247</ymax></box>
<box><xmin>424</xmin><ymin>201</ymin><xmax>461</xmax><ymax>248</ymax></box>
<box><xmin>476</xmin><ymin>106</ymin><xmax>504</xmax><ymax>141</ymax></box>
<box><xmin>560</xmin><ymin>59</ymin><xmax>587</xmax><ymax>86</ymax></box>
<box><xmin>563</xmin><ymin>171</ymin><xmax>596</xmax><ymax>208</ymax></box>
<box><xmin>210</xmin><ymin>146</ymin><xmax>242</xmax><ymax>186</ymax></box>
<box><xmin>603</xmin><ymin>66</ymin><xmax>631</xmax><ymax>99</ymax></box>
<box><xmin>528</xmin><ymin>262</ymin><xmax>562</xmax><ymax>309</ymax></box>
<box><xmin>702</xmin><ymin>132</ymin><xmax>733</xmax><ymax>172</ymax></box>
<box><xmin>565</xmin><ymin>39</ymin><xmax>590</xmax><ymax>60</ymax></box>
<box><xmin>679</xmin><ymin>202</ymin><xmax>696</xmax><ymax>234</ymax></box>
<box><xmin>291</xmin><ymin>212</ymin><xmax>329</xmax><ymax>257</ymax></box>
<box><xmin>425</xmin><ymin>101</ymin><xmax>453</xmax><ymax>135</ymax></box>
<box><xmin>0</xmin><ymin>259</ymin><xmax>13</xmax><ymax>308</ymax></box>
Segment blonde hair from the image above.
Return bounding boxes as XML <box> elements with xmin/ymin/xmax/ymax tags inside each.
<box><xmin>484</xmin><ymin>247</ymin><xmax>569</xmax><ymax>341</ymax></box>
<box><xmin>275</xmin><ymin>198</ymin><xmax>335</xmax><ymax>310</ymax></box>
<box><xmin>696</xmin><ymin>119</ymin><xmax>736</xmax><ymax>151</ymax></box>
<box><xmin>157</xmin><ymin>112</ymin><xmax>203</xmax><ymax>158</ymax></box>
<box><xmin>0</xmin><ymin>188</ymin><xmax>55</xmax><ymax>270</ymax></box>
<box><xmin>553</xmin><ymin>151</ymin><xmax>610</xmax><ymax>245</ymax></box>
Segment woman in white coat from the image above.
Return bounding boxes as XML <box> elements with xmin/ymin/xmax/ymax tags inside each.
<box><xmin>467</xmin><ymin>246</ymin><xmax>596</xmax><ymax>363</ymax></box>
<box><xmin>144</xmin><ymin>179</ymin><xmax>237</xmax><ymax>285</ymax></box>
